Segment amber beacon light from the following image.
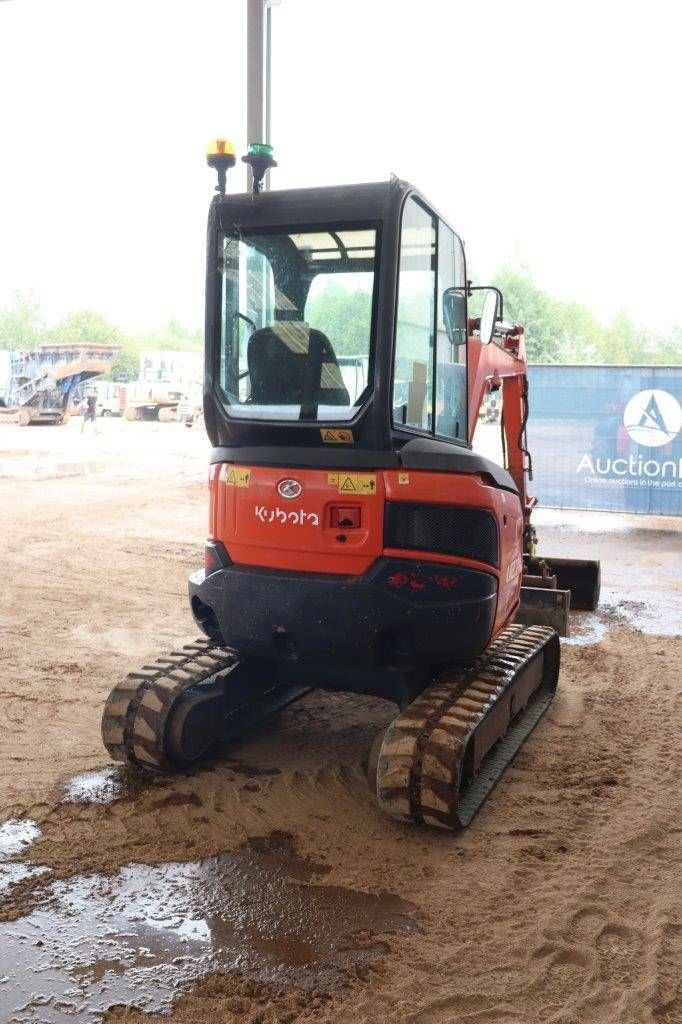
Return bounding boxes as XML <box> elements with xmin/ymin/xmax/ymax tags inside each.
<box><xmin>206</xmin><ymin>139</ymin><xmax>237</xmax><ymax>195</ymax></box>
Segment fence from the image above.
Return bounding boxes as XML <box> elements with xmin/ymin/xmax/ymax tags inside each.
<box><xmin>526</xmin><ymin>364</ymin><xmax>682</xmax><ymax>515</ymax></box>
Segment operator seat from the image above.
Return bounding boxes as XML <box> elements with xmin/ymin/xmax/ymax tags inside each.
<box><xmin>247</xmin><ymin>321</ymin><xmax>350</xmax><ymax>416</ymax></box>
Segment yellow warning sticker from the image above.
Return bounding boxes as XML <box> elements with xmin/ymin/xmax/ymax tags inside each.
<box><xmin>327</xmin><ymin>473</ymin><xmax>377</xmax><ymax>495</ymax></box>
<box><xmin>398</xmin><ymin>473</ymin><xmax>410</xmax><ymax>485</ymax></box>
<box><xmin>225</xmin><ymin>467</ymin><xmax>251</xmax><ymax>488</ymax></box>
<box><xmin>320</xmin><ymin>428</ymin><xmax>354</xmax><ymax>444</ymax></box>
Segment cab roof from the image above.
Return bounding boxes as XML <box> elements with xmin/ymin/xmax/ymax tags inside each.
<box><xmin>211</xmin><ymin>177</ymin><xmax>412</xmax><ymax>231</ymax></box>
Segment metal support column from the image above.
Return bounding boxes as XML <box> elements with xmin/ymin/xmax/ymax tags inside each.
<box><xmin>246</xmin><ymin>0</ymin><xmax>276</xmax><ymax>189</ymax></box>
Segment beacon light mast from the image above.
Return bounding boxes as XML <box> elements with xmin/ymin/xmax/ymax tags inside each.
<box><xmin>209</xmin><ymin>2</ymin><xmax>279</xmax><ymax>195</ymax></box>
<box><xmin>245</xmin><ymin>0</ymin><xmax>281</xmax><ymax>191</ymax></box>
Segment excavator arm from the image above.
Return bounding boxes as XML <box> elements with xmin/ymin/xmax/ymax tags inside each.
<box><xmin>467</xmin><ymin>314</ymin><xmax>600</xmax><ymax>632</ymax></box>
<box><xmin>467</xmin><ymin>318</ymin><xmax>534</xmax><ymax>517</ymax></box>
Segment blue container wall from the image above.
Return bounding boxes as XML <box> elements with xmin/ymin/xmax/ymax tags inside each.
<box><xmin>526</xmin><ymin>365</ymin><xmax>682</xmax><ymax>515</ymax></box>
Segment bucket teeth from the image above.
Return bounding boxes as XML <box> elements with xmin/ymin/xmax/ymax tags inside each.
<box><xmin>372</xmin><ymin>624</ymin><xmax>560</xmax><ymax>830</ymax></box>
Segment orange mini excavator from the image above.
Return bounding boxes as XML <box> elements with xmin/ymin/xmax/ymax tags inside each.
<box><xmin>102</xmin><ymin>142</ymin><xmax>599</xmax><ymax>830</ymax></box>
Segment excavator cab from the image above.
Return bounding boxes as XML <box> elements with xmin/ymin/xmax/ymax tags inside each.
<box><xmin>202</xmin><ymin>174</ymin><xmax>472</xmax><ymax>456</ymax></box>
<box><xmin>102</xmin><ymin>144</ymin><xmax>600</xmax><ymax>831</ymax></box>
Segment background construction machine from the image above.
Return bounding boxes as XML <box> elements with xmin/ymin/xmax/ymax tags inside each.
<box><xmin>0</xmin><ymin>344</ymin><xmax>119</xmax><ymax>425</ymax></box>
<box><xmin>123</xmin><ymin>350</ymin><xmax>202</xmax><ymax>422</ymax></box>
<box><xmin>102</xmin><ymin>143</ymin><xmax>600</xmax><ymax>831</ymax></box>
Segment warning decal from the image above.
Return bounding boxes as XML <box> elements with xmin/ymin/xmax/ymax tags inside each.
<box><xmin>320</xmin><ymin>428</ymin><xmax>354</xmax><ymax>444</ymax></box>
<box><xmin>224</xmin><ymin>467</ymin><xmax>251</xmax><ymax>488</ymax></box>
<box><xmin>327</xmin><ymin>473</ymin><xmax>377</xmax><ymax>495</ymax></box>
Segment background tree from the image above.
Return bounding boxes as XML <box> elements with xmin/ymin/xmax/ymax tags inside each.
<box><xmin>48</xmin><ymin>309</ymin><xmax>122</xmax><ymax>347</ymax></box>
<box><xmin>0</xmin><ymin>290</ymin><xmax>45</xmax><ymax>349</ymax></box>
<box><xmin>306</xmin><ymin>283</ymin><xmax>372</xmax><ymax>355</ymax></box>
<box><xmin>139</xmin><ymin>317</ymin><xmax>202</xmax><ymax>351</ymax></box>
<box><xmin>0</xmin><ymin>269</ymin><xmax>677</xmax><ymax>369</ymax></box>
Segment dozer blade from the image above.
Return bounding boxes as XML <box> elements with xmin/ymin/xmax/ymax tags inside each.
<box><xmin>371</xmin><ymin>624</ymin><xmax>560</xmax><ymax>830</ymax></box>
<box><xmin>102</xmin><ymin>639</ymin><xmax>311</xmax><ymax>772</ymax></box>
<box><xmin>516</xmin><ymin>585</ymin><xmax>571</xmax><ymax>636</ymax></box>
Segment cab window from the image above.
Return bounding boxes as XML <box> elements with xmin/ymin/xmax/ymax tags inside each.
<box><xmin>219</xmin><ymin>227</ymin><xmax>378</xmax><ymax>421</ymax></box>
<box><xmin>392</xmin><ymin>196</ymin><xmax>467</xmax><ymax>442</ymax></box>
<box><xmin>436</xmin><ymin>223</ymin><xmax>467</xmax><ymax>441</ymax></box>
<box><xmin>392</xmin><ymin>197</ymin><xmax>435</xmax><ymax>430</ymax></box>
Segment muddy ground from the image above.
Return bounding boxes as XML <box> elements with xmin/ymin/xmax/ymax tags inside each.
<box><xmin>0</xmin><ymin>417</ymin><xmax>680</xmax><ymax>1024</ymax></box>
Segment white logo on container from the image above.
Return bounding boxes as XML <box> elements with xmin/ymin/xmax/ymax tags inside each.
<box><xmin>623</xmin><ymin>389</ymin><xmax>682</xmax><ymax>447</ymax></box>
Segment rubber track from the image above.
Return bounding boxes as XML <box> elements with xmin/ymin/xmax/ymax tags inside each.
<box><xmin>374</xmin><ymin>624</ymin><xmax>560</xmax><ymax>830</ymax></box>
<box><xmin>101</xmin><ymin>638</ymin><xmax>238</xmax><ymax>771</ymax></box>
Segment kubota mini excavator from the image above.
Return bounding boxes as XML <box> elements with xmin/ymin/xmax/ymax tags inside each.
<box><xmin>102</xmin><ymin>141</ymin><xmax>600</xmax><ymax>830</ymax></box>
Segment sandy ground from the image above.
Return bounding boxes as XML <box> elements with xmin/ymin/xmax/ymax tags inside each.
<box><xmin>0</xmin><ymin>417</ymin><xmax>680</xmax><ymax>1024</ymax></box>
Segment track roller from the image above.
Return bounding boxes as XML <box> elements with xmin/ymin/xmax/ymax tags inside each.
<box><xmin>370</xmin><ymin>624</ymin><xmax>560</xmax><ymax>830</ymax></box>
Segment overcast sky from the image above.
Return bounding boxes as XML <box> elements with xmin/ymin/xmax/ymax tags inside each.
<box><xmin>0</xmin><ymin>0</ymin><xmax>680</xmax><ymax>334</ymax></box>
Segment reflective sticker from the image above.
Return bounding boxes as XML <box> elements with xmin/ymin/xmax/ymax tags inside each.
<box><xmin>398</xmin><ymin>473</ymin><xmax>410</xmax><ymax>485</ymax></box>
<box><xmin>320</xmin><ymin>428</ymin><xmax>354</xmax><ymax>444</ymax></box>
<box><xmin>505</xmin><ymin>554</ymin><xmax>523</xmax><ymax>583</ymax></box>
<box><xmin>328</xmin><ymin>473</ymin><xmax>377</xmax><ymax>495</ymax></box>
<box><xmin>225</xmin><ymin>467</ymin><xmax>251</xmax><ymax>488</ymax></box>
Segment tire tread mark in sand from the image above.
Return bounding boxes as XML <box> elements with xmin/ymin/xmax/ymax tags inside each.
<box><xmin>652</xmin><ymin>921</ymin><xmax>681</xmax><ymax>1021</ymax></box>
<box><xmin>595</xmin><ymin>920</ymin><xmax>642</xmax><ymax>986</ymax></box>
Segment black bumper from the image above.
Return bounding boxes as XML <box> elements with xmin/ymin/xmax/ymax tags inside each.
<box><xmin>188</xmin><ymin>557</ymin><xmax>497</xmax><ymax>671</ymax></box>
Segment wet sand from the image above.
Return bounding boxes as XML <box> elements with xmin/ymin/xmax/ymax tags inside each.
<box><xmin>0</xmin><ymin>418</ymin><xmax>680</xmax><ymax>1023</ymax></box>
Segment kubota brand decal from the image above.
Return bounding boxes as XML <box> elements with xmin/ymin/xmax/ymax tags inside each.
<box><xmin>224</xmin><ymin>467</ymin><xmax>251</xmax><ymax>488</ymax></box>
<box><xmin>506</xmin><ymin>555</ymin><xmax>523</xmax><ymax>583</ymax></box>
<box><xmin>320</xmin><ymin>428</ymin><xmax>354</xmax><ymax>444</ymax></box>
<box><xmin>254</xmin><ymin>506</ymin><xmax>320</xmax><ymax>526</ymax></box>
<box><xmin>327</xmin><ymin>473</ymin><xmax>377</xmax><ymax>495</ymax></box>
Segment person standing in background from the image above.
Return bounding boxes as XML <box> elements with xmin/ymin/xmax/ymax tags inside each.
<box><xmin>81</xmin><ymin>390</ymin><xmax>98</xmax><ymax>434</ymax></box>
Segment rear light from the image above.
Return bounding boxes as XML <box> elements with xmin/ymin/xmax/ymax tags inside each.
<box><xmin>204</xmin><ymin>540</ymin><xmax>231</xmax><ymax>574</ymax></box>
<box><xmin>330</xmin><ymin>505</ymin><xmax>361</xmax><ymax>529</ymax></box>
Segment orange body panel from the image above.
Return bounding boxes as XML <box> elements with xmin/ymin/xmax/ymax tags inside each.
<box><xmin>208</xmin><ymin>463</ymin><xmax>524</xmax><ymax>636</ymax></box>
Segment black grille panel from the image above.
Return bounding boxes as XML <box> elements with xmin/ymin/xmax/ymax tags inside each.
<box><xmin>384</xmin><ymin>503</ymin><xmax>499</xmax><ymax>568</ymax></box>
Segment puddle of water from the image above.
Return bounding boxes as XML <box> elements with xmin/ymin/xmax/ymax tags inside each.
<box><xmin>0</xmin><ymin>833</ymin><xmax>415</xmax><ymax>1023</ymax></box>
<box><xmin>0</xmin><ymin>819</ymin><xmax>50</xmax><ymax>899</ymax></box>
<box><xmin>563</xmin><ymin>586</ymin><xmax>681</xmax><ymax>646</ymax></box>
<box><xmin>0</xmin><ymin>862</ymin><xmax>50</xmax><ymax>897</ymax></box>
<box><xmin>62</xmin><ymin>767</ymin><xmax>125</xmax><ymax>805</ymax></box>
<box><xmin>563</xmin><ymin>615</ymin><xmax>609</xmax><ymax>647</ymax></box>
<box><xmin>0</xmin><ymin>819</ymin><xmax>42</xmax><ymax>860</ymax></box>
<box><xmin>603</xmin><ymin>587</ymin><xmax>682</xmax><ymax>637</ymax></box>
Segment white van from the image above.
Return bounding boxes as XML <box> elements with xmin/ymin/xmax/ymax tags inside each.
<box><xmin>94</xmin><ymin>381</ymin><xmax>123</xmax><ymax>416</ymax></box>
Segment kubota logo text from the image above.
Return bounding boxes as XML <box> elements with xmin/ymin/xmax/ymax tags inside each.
<box><xmin>623</xmin><ymin>389</ymin><xmax>682</xmax><ymax>447</ymax></box>
<box><xmin>255</xmin><ymin>506</ymin><xmax>319</xmax><ymax>526</ymax></box>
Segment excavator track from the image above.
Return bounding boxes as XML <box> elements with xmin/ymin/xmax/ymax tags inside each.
<box><xmin>101</xmin><ymin>639</ymin><xmax>237</xmax><ymax>771</ymax></box>
<box><xmin>371</xmin><ymin>623</ymin><xmax>560</xmax><ymax>830</ymax></box>
<box><xmin>102</xmin><ymin>639</ymin><xmax>313</xmax><ymax>772</ymax></box>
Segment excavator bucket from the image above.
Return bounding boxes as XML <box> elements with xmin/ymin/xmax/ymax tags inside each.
<box><xmin>516</xmin><ymin>556</ymin><xmax>601</xmax><ymax>636</ymax></box>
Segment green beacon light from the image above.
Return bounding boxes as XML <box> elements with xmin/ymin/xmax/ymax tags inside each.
<box><xmin>242</xmin><ymin>142</ymin><xmax>277</xmax><ymax>194</ymax></box>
